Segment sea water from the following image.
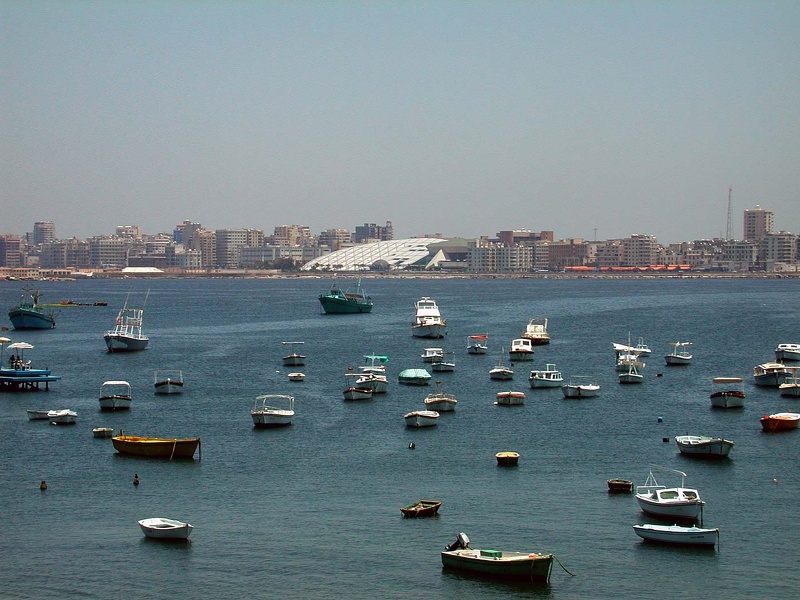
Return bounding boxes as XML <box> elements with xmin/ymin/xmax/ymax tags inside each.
<box><xmin>0</xmin><ymin>276</ymin><xmax>798</xmax><ymax>599</ymax></box>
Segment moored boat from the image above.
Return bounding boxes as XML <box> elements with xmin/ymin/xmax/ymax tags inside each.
<box><xmin>635</xmin><ymin>466</ymin><xmax>704</xmax><ymax>521</ymax></box>
<box><xmin>420</xmin><ymin>347</ymin><xmax>444</xmax><ymax>363</ymax></box>
<box><xmin>675</xmin><ymin>435</ymin><xmax>734</xmax><ymax>458</ymax></box>
<box><xmin>753</xmin><ymin>362</ymin><xmax>791</xmax><ymax>387</ymax></box>
<box><xmin>92</xmin><ymin>427</ymin><xmax>114</xmax><ymax>438</ymax></box>
<box><xmin>778</xmin><ymin>367</ymin><xmax>800</xmax><ymax>398</ymax></box>
<box><xmin>99</xmin><ymin>380</ymin><xmax>132</xmax><ymax>412</ymax></box>
<box><xmin>251</xmin><ymin>394</ymin><xmax>295</xmax><ymax>427</ymax></box>
<box><xmin>424</xmin><ymin>380</ymin><xmax>457</xmax><ymax>411</ymax></box>
<box><xmin>633</xmin><ymin>524</ymin><xmax>719</xmax><ymax>547</ymax></box>
<box><xmin>665</xmin><ymin>342</ymin><xmax>693</xmax><ymax>365</ymax></box>
<box><xmin>398</xmin><ymin>368</ymin><xmax>431</xmax><ymax>386</ymax></box>
<box><xmin>508</xmin><ymin>338</ymin><xmax>534</xmax><ymax>362</ymax></box>
<box><xmin>618</xmin><ymin>358</ymin><xmax>644</xmax><ymax>384</ymax></box>
<box><xmin>281</xmin><ymin>341</ymin><xmax>306</xmax><ymax>366</ymax></box>
<box><xmin>489</xmin><ymin>349</ymin><xmax>513</xmax><ymax>380</ymax></box>
<box><xmin>318</xmin><ymin>279</ymin><xmax>373</xmax><ymax>314</ymax></box>
<box><xmin>112</xmin><ymin>434</ymin><xmax>201</xmax><ymax>458</ymax></box>
<box><xmin>441</xmin><ymin>533</ymin><xmax>553</xmax><ymax>583</ymax></box>
<box><xmin>403</xmin><ymin>410</ymin><xmax>439</xmax><ymax>427</ymax></box>
<box><xmin>104</xmin><ymin>292</ymin><xmax>149</xmax><ymax>352</ymax></box>
<box><xmin>466</xmin><ymin>334</ymin><xmax>488</xmax><ymax>354</ymax></box>
<box><xmin>431</xmin><ymin>351</ymin><xmax>455</xmax><ymax>372</ymax></box>
<box><xmin>27</xmin><ymin>409</ymin><xmax>54</xmax><ymax>420</ymax></box>
<box><xmin>521</xmin><ymin>318</ymin><xmax>550</xmax><ymax>345</ymax></box>
<box><xmin>48</xmin><ymin>409</ymin><xmax>77</xmax><ymax>425</ymax></box>
<box><xmin>288</xmin><ymin>372</ymin><xmax>306</xmax><ymax>382</ymax></box>
<box><xmin>400</xmin><ymin>499</ymin><xmax>442</xmax><ymax>518</ymax></box>
<box><xmin>495</xmin><ymin>390</ymin><xmax>525</xmax><ymax>405</ymax></box>
<box><xmin>562</xmin><ymin>376</ymin><xmax>600</xmax><ymax>398</ymax></box>
<box><xmin>495</xmin><ymin>451</ymin><xmax>520</xmax><ymax>466</ymax></box>
<box><xmin>775</xmin><ymin>343</ymin><xmax>800</xmax><ymax>362</ymax></box>
<box><xmin>138</xmin><ymin>517</ymin><xmax>193</xmax><ymax>540</ymax></box>
<box><xmin>607</xmin><ymin>478</ymin><xmax>634</xmax><ymax>493</ymax></box>
<box><xmin>710</xmin><ymin>377</ymin><xmax>745</xmax><ymax>408</ymax></box>
<box><xmin>154</xmin><ymin>369</ymin><xmax>184</xmax><ymax>394</ymax></box>
<box><xmin>8</xmin><ymin>289</ymin><xmax>57</xmax><ymax>330</ymax></box>
<box><xmin>759</xmin><ymin>412</ymin><xmax>800</xmax><ymax>432</ymax></box>
<box><xmin>528</xmin><ymin>364</ymin><xmax>563</xmax><ymax>388</ymax></box>
<box><xmin>355</xmin><ymin>372</ymin><xmax>388</xmax><ymax>393</ymax></box>
<box><xmin>411</xmin><ymin>297</ymin><xmax>446</xmax><ymax>339</ymax></box>
<box><xmin>343</xmin><ymin>373</ymin><xmax>374</xmax><ymax>400</ymax></box>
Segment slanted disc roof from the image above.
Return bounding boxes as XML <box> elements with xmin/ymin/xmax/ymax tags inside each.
<box><xmin>302</xmin><ymin>238</ymin><xmax>448</xmax><ymax>272</ymax></box>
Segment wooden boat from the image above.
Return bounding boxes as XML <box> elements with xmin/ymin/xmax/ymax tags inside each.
<box><xmin>251</xmin><ymin>394</ymin><xmax>295</xmax><ymax>427</ymax></box>
<box><xmin>760</xmin><ymin>412</ymin><xmax>800</xmax><ymax>432</ymax></box>
<box><xmin>104</xmin><ymin>292</ymin><xmax>149</xmax><ymax>352</ymax></box>
<box><xmin>99</xmin><ymin>380</ymin><xmax>132</xmax><ymax>411</ymax></box>
<box><xmin>343</xmin><ymin>373</ymin><xmax>373</xmax><ymax>400</ymax></box>
<box><xmin>400</xmin><ymin>499</ymin><xmax>442</xmax><ymax>518</ymax></box>
<box><xmin>489</xmin><ymin>349</ymin><xmax>513</xmax><ymax>380</ymax></box>
<box><xmin>8</xmin><ymin>289</ymin><xmax>57</xmax><ymax>330</ymax></box>
<box><xmin>403</xmin><ymin>410</ymin><xmax>439</xmax><ymax>427</ymax></box>
<box><xmin>562</xmin><ymin>376</ymin><xmax>600</xmax><ymax>398</ymax></box>
<box><xmin>675</xmin><ymin>435</ymin><xmax>734</xmax><ymax>458</ymax></box>
<box><xmin>495</xmin><ymin>451</ymin><xmax>520</xmax><ymax>466</ymax></box>
<box><xmin>710</xmin><ymin>377</ymin><xmax>745</xmax><ymax>408</ymax></box>
<box><xmin>424</xmin><ymin>380</ymin><xmax>457</xmax><ymax>411</ymax></box>
<box><xmin>633</xmin><ymin>524</ymin><xmax>719</xmax><ymax>547</ymax></box>
<box><xmin>508</xmin><ymin>338</ymin><xmax>535</xmax><ymax>362</ymax></box>
<box><xmin>521</xmin><ymin>318</ymin><xmax>550</xmax><ymax>345</ymax></box>
<box><xmin>441</xmin><ymin>533</ymin><xmax>553</xmax><ymax>583</ymax></box>
<box><xmin>112</xmin><ymin>434</ymin><xmax>201</xmax><ymax>459</ymax></box>
<box><xmin>635</xmin><ymin>466</ymin><xmax>704</xmax><ymax>521</ymax></box>
<box><xmin>92</xmin><ymin>427</ymin><xmax>114</xmax><ymax>438</ymax></box>
<box><xmin>154</xmin><ymin>369</ymin><xmax>184</xmax><ymax>394</ymax></box>
<box><xmin>495</xmin><ymin>390</ymin><xmax>525</xmax><ymax>405</ymax></box>
<box><xmin>138</xmin><ymin>517</ymin><xmax>193</xmax><ymax>540</ymax></box>
<box><xmin>618</xmin><ymin>358</ymin><xmax>645</xmax><ymax>384</ymax></box>
<box><xmin>753</xmin><ymin>362</ymin><xmax>791</xmax><ymax>387</ymax></box>
<box><xmin>281</xmin><ymin>341</ymin><xmax>305</xmax><ymax>366</ymax></box>
<box><xmin>355</xmin><ymin>372</ymin><xmax>388</xmax><ymax>393</ymax></box>
<box><xmin>607</xmin><ymin>478</ymin><xmax>634</xmax><ymax>493</ymax></box>
<box><xmin>318</xmin><ymin>278</ymin><xmax>373</xmax><ymax>314</ymax></box>
<box><xmin>665</xmin><ymin>342</ymin><xmax>693</xmax><ymax>365</ymax></box>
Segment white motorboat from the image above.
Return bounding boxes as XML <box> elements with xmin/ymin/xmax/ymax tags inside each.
<box><xmin>431</xmin><ymin>351</ymin><xmax>455</xmax><ymax>372</ymax></box>
<box><xmin>287</xmin><ymin>372</ymin><xmax>306</xmax><ymax>382</ymax></box>
<box><xmin>154</xmin><ymin>369</ymin><xmax>184</xmax><ymax>394</ymax></box>
<box><xmin>98</xmin><ymin>380</ymin><xmax>132</xmax><ymax>412</ymax></box>
<box><xmin>753</xmin><ymin>362</ymin><xmax>791</xmax><ymax>387</ymax></box>
<box><xmin>424</xmin><ymin>380</ymin><xmax>457</xmax><ymax>411</ymax></box>
<box><xmin>466</xmin><ymin>334</ymin><xmax>488</xmax><ymax>354</ymax></box>
<box><xmin>404</xmin><ymin>410</ymin><xmax>439</xmax><ymax>427</ymax></box>
<box><xmin>521</xmin><ymin>318</ymin><xmax>550</xmax><ymax>345</ymax></box>
<box><xmin>27</xmin><ymin>409</ymin><xmax>54</xmax><ymax>420</ymax></box>
<box><xmin>778</xmin><ymin>367</ymin><xmax>800</xmax><ymax>398</ymax></box>
<box><xmin>495</xmin><ymin>390</ymin><xmax>525</xmax><ymax>405</ymax></box>
<box><xmin>489</xmin><ymin>349</ymin><xmax>513</xmax><ymax>380</ymax></box>
<box><xmin>775</xmin><ymin>343</ymin><xmax>800</xmax><ymax>362</ymax></box>
<box><xmin>281</xmin><ymin>341</ymin><xmax>306</xmax><ymax>366</ymax></box>
<box><xmin>355</xmin><ymin>372</ymin><xmax>388</xmax><ymax>393</ymax></box>
<box><xmin>633</xmin><ymin>524</ymin><xmax>719</xmax><ymax>547</ymax></box>
<box><xmin>420</xmin><ymin>347</ymin><xmax>444</xmax><ymax>363</ymax></box>
<box><xmin>48</xmin><ymin>409</ymin><xmax>77</xmax><ymax>425</ymax></box>
<box><xmin>562</xmin><ymin>376</ymin><xmax>600</xmax><ymax>398</ymax></box>
<box><xmin>104</xmin><ymin>292</ymin><xmax>149</xmax><ymax>352</ymax></box>
<box><xmin>635</xmin><ymin>466</ymin><xmax>704</xmax><ymax>521</ymax></box>
<box><xmin>710</xmin><ymin>377</ymin><xmax>745</xmax><ymax>408</ymax></box>
<box><xmin>343</xmin><ymin>373</ymin><xmax>373</xmax><ymax>400</ymax></box>
<box><xmin>665</xmin><ymin>342</ymin><xmax>693</xmax><ymax>366</ymax></box>
<box><xmin>508</xmin><ymin>338</ymin><xmax>534</xmax><ymax>362</ymax></box>
<box><xmin>618</xmin><ymin>358</ymin><xmax>645</xmax><ymax>384</ymax></box>
<box><xmin>411</xmin><ymin>297</ymin><xmax>447</xmax><ymax>339</ymax></box>
<box><xmin>92</xmin><ymin>427</ymin><xmax>114</xmax><ymax>438</ymax></box>
<box><xmin>251</xmin><ymin>394</ymin><xmax>295</xmax><ymax>427</ymax></box>
<box><xmin>138</xmin><ymin>517</ymin><xmax>193</xmax><ymax>540</ymax></box>
<box><xmin>675</xmin><ymin>435</ymin><xmax>734</xmax><ymax>458</ymax></box>
<box><xmin>528</xmin><ymin>364</ymin><xmax>564</xmax><ymax>388</ymax></box>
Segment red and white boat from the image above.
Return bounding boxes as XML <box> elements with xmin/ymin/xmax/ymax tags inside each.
<box><xmin>760</xmin><ymin>412</ymin><xmax>800</xmax><ymax>432</ymax></box>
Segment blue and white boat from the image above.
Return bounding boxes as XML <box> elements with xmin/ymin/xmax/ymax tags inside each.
<box><xmin>8</xmin><ymin>290</ymin><xmax>57</xmax><ymax>330</ymax></box>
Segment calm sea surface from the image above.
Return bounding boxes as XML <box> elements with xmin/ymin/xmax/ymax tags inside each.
<box><xmin>1</xmin><ymin>276</ymin><xmax>799</xmax><ymax>599</ymax></box>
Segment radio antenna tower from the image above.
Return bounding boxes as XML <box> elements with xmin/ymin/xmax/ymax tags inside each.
<box><xmin>725</xmin><ymin>187</ymin><xmax>733</xmax><ymax>240</ymax></box>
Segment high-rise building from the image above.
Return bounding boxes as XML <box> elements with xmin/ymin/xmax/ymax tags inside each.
<box><xmin>743</xmin><ymin>205</ymin><xmax>773</xmax><ymax>241</ymax></box>
<box><xmin>33</xmin><ymin>221</ymin><xmax>56</xmax><ymax>245</ymax></box>
<box><xmin>0</xmin><ymin>235</ymin><xmax>23</xmax><ymax>267</ymax></box>
<box><xmin>354</xmin><ymin>221</ymin><xmax>393</xmax><ymax>243</ymax></box>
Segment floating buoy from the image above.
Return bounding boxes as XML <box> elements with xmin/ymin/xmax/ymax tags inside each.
<box><xmin>657</xmin><ymin>416</ymin><xmax>663</xmax><ymax>422</ymax></box>
<box><xmin>133</xmin><ymin>474</ymin><xmax>140</xmax><ymax>486</ymax></box>
<box><xmin>773</xmin><ymin>478</ymin><xmax>779</xmax><ymax>484</ymax></box>
<box><xmin>408</xmin><ymin>442</ymin><xmax>415</xmax><ymax>449</ymax></box>
<box><xmin>40</xmin><ymin>480</ymin><xmax>47</xmax><ymax>490</ymax></box>
<box><xmin>662</xmin><ymin>437</ymin><xmax>670</xmax><ymax>443</ymax></box>
<box><xmin>656</xmin><ymin>373</ymin><xmax>663</xmax><ymax>377</ymax></box>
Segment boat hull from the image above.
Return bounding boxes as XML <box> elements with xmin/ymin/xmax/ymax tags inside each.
<box><xmin>424</xmin><ymin>398</ymin><xmax>457</xmax><ymax>411</ymax></box>
<box><xmin>635</xmin><ymin>495</ymin><xmax>704</xmax><ymax>520</ymax></box>
<box><xmin>760</xmin><ymin>413</ymin><xmax>800</xmax><ymax>432</ymax></box>
<box><xmin>633</xmin><ymin>524</ymin><xmax>718</xmax><ymax>547</ymax></box>
<box><xmin>99</xmin><ymin>396</ymin><xmax>132</xmax><ymax>411</ymax></box>
<box><xmin>400</xmin><ymin>500</ymin><xmax>442</xmax><ymax>518</ymax></box>
<box><xmin>441</xmin><ymin>549</ymin><xmax>553</xmax><ymax>582</ymax></box>
<box><xmin>607</xmin><ymin>479</ymin><xmax>633</xmax><ymax>493</ymax></box>
<box><xmin>675</xmin><ymin>436</ymin><xmax>734</xmax><ymax>458</ymax></box>
<box><xmin>404</xmin><ymin>411</ymin><xmax>439</xmax><ymax>427</ymax></box>
<box><xmin>138</xmin><ymin>518</ymin><xmax>193</xmax><ymax>540</ymax></box>
<box><xmin>775</xmin><ymin>345</ymin><xmax>800</xmax><ymax>362</ymax></box>
<box><xmin>562</xmin><ymin>385</ymin><xmax>599</xmax><ymax>398</ymax></box>
<box><xmin>154</xmin><ymin>380</ymin><xmax>183</xmax><ymax>394</ymax></box>
<box><xmin>412</xmin><ymin>323</ymin><xmax>447</xmax><ymax>338</ymax></box>
<box><xmin>8</xmin><ymin>309</ymin><xmax>56</xmax><ymax>330</ymax></box>
<box><xmin>779</xmin><ymin>383</ymin><xmax>800</xmax><ymax>398</ymax></box>
<box><xmin>496</xmin><ymin>452</ymin><xmax>519</xmax><ymax>466</ymax></box>
<box><xmin>93</xmin><ymin>427</ymin><xmax>114</xmax><ymax>438</ymax></box>
<box><xmin>112</xmin><ymin>435</ymin><xmax>200</xmax><ymax>458</ymax></box>
<box><xmin>252</xmin><ymin>412</ymin><xmax>294</xmax><ymax>427</ymax></box>
<box><xmin>495</xmin><ymin>392</ymin><xmax>525</xmax><ymax>405</ymax></box>
<box><xmin>528</xmin><ymin>370</ymin><xmax>563</xmax><ymax>388</ymax></box>
<box><xmin>318</xmin><ymin>296</ymin><xmax>373</xmax><ymax>314</ymax></box>
<box><xmin>104</xmin><ymin>334</ymin><xmax>149</xmax><ymax>352</ymax></box>
<box><xmin>709</xmin><ymin>391</ymin><xmax>745</xmax><ymax>409</ymax></box>
<box><xmin>665</xmin><ymin>355</ymin><xmax>692</xmax><ymax>365</ymax></box>
<box><xmin>48</xmin><ymin>409</ymin><xmax>77</xmax><ymax>424</ymax></box>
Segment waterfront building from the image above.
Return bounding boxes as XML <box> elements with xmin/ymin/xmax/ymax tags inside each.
<box><xmin>32</xmin><ymin>221</ymin><xmax>56</xmax><ymax>245</ymax></box>
<box><xmin>622</xmin><ymin>233</ymin><xmax>659</xmax><ymax>266</ymax></box>
<box><xmin>0</xmin><ymin>235</ymin><xmax>23</xmax><ymax>267</ymax></box>
<box><xmin>40</xmin><ymin>238</ymin><xmax>92</xmax><ymax>269</ymax></box>
<box><xmin>743</xmin><ymin>205</ymin><xmax>773</xmax><ymax>241</ymax></box>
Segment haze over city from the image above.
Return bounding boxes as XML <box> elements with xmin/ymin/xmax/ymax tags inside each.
<box><xmin>4</xmin><ymin>2</ymin><xmax>799</xmax><ymax>243</ymax></box>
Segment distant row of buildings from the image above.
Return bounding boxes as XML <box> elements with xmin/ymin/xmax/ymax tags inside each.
<box><xmin>0</xmin><ymin>207</ymin><xmax>797</xmax><ymax>276</ymax></box>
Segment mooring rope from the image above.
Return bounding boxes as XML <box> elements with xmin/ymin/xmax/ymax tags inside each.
<box><xmin>553</xmin><ymin>554</ymin><xmax>576</xmax><ymax>576</ymax></box>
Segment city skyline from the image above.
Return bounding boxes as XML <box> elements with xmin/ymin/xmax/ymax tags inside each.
<box><xmin>4</xmin><ymin>2</ymin><xmax>799</xmax><ymax>241</ymax></box>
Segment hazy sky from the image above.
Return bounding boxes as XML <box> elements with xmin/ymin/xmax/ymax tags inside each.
<box><xmin>3</xmin><ymin>1</ymin><xmax>799</xmax><ymax>243</ymax></box>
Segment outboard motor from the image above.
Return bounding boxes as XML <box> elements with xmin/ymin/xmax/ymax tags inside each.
<box><xmin>445</xmin><ymin>532</ymin><xmax>470</xmax><ymax>551</ymax></box>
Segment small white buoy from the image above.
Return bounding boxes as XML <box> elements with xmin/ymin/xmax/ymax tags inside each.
<box><xmin>408</xmin><ymin>442</ymin><xmax>415</xmax><ymax>449</ymax></box>
<box><xmin>657</xmin><ymin>416</ymin><xmax>663</xmax><ymax>422</ymax></box>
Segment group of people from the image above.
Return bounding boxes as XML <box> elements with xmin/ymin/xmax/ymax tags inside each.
<box><xmin>7</xmin><ymin>355</ymin><xmax>28</xmax><ymax>370</ymax></box>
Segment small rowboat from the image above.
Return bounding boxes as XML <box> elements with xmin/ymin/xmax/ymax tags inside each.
<box><xmin>495</xmin><ymin>390</ymin><xmax>525</xmax><ymax>405</ymax></box>
<box><xmin>400</xmin><ymin>499</ymin><xmax>442</xmax><ymax>518</ymax></box>
<box><xmin>112</xmin><ymin>434</ymin><xmax>201</xmax><ymax>459</ymax></box>
<box><xmin>93</xmin><ymin>427</ymin><xmax>114</xmax><ymax>438</ymax></box>
<box><xmin>138</xmin><ymin>517</ymin><xmax>193</xmax><ymax>540</ymax></box>
<box><xmin>441</xmin><ymin>533</ymin><xmax>554</xmax><ymax>582</ymax></box>
<box><xmin>607</xmin><ymin>478</ymin><xmax>633</xmax><ymax>493</ymax></box>
<box><xmin>496</xmin><ymin>451</ymin><xmax>520</xmax><ymax>466</ymax></box>
<box><xmin>633</xmin><ymin>524</ymin><xmax>719</xmax><ymax>547</ymax></box>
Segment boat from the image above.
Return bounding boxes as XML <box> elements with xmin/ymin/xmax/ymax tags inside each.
<box><xmin>528</xmin><ymin>364</ymin><xmax>564</xmax><ymax>388</ymax></box>
<box><xmin>400</xmin><ymin>499</ymin><xmax>442</xmax><ymax>518</ymax></box>
<box><xmin>288</xmin><ymin>372</ymin><xmax>306</xmax><ymax>382</ymax></box>
<box><xmin>138</xmin><ymin>517</ymin><xmax>193</xmax><ymax>540</ymax></box>
<box><xmin>753</xmin><ymin>362</ymin><xmax>791</xmax><ymax>387</ymax></box>
<box><xmin>359</xmin><ymin>354</ymin><xmax>389</xmax><ymax>375</ymax></box>
<box><xmin>398</xmin><ymin>368</ymin><xmax>431</xmax><ymax>386</ymax></box>
<box><xmin>489</xmin><ymin>349</ymin><xmax>513</xmax><ymax>380</ymax></box>
<box><xmin>562</xmin><ymin>375</ymin><xmax>600</xmax><ymax>398</ymax></box>
<box><xmin>281</xmin><ymin>341</ymin><xmax>305</xmax><ymax>366</ymax></box>
<box><xmin>318</xmin><ymin>278</ymin><xmax>373</xmax><ymax>314</ymax></box>
<box><xmin>466</xmin><ymin>334</ymin><xmax>488</xmax><ymax>354</ymax></box>
<box><xmin>709</xmin><ymin>377</ymin><xmax>745</xmax><ymax>408</ymax></box>
<box><xmin>355</xmin><ymin>372</ymin><xmax>388</xmax><ymax>393</ymax></box>
<box><xmin>634</xmin><ymin>337</ymin><xmax>652</xmax><ymax>356</ymax></box>
<box><xmin>98</xmin><ymin>380</ymin><xmax>132</xmax><ymax>411</ymax></box>
<box><xmin>778</xmin><ymin>367</ymin><xmax>800</xmax><ymax>398</ymax></box>
<box><xmin>112</xmin><ymin>434</ymin><xmax>201</xmax><ymax>458</ymax></box>
<box><xmin>411</xmin><ymin>297</ymin><xmax>447</xmax><ymax>339</ymax></box>
<box><xmin>404</xmin><ymin>409</ymin><xmax>439</xmax><ymax>427</ymax></box>
<box><xmin>632</xmin><ymin>524</ymin><xmax>719</xmax><ymax>547</ymax></box>
<box><xmin>635</xmin><ymin>466</ymin><xmax>704</xmax><ymax>521</ymax></box>
<box><xmin>153</xmin><ymin>369</ymin><xmax>184</xmax><ymax>394</ymax></box>
<box><xmin>441</xmin><ymin>533</ymin><xmax>554</xmax><ymax>583</ymax></box>
<box><xmin>343</xmin><ymin>373</ymin><xmax>373</xmax><ymax>400</ymax></box>
<box><xmin>759</xmin><ymin>412</ymin><xmax>800</xmax><ymax>432</ymax></box>
<box><xmin>8</xmin><ymin>289</ymin><xmax>58</xmax><ymax>330</ymax></box>
<box><xmin>675</xmin><ymin>435</ymin><xmax>734</xmax><ymax>458</ymax></box>
<box><xmin>508</xmin><ymin>338</ymin><xmax>534</xmax><ymax>362</ymax></box>
<box><xmin>495</xmin><ymin>390</ymin><xmax>525</xmax><ymax>405</ymax></box>
<box><xmin>424</xmin><ymin>380</ymin><xmax>457</xmax><ymax>411</ymax></box>
<box><xmin>665</xmin><ymin>342</ymin><xmax>693</xmax><ymax>366</ymax></box>
<box><xmin>495</xmin><ymin>451</ymin><xmax>520</xmax><ymax>466</ymax></box>
<box><xmin>251</xmin><ymin>394</ymin><xmax>295</xmax><ymax>427</ymax></box>
<box><xmin>92</xmin><ymin>427</ymin><xmax>114</xmax><ymax>438</ymax></box>
<box><xmin>104</xmin><ymin>292</ymin><xmax>149</xmax><ymax>352</ymax></box>
<box><xmin>614</xmin><ymin>336</ymin><xmax>645</xmax><ymax>372</ymax></box>
<box><xmin>48</xmin><ymin>409</ymin><xmax>77</xmax><ymax>425</ymax></box>
<box><xmin>607</xmin><ymin>479</ymin><xmax>634</xmax><ymax>493</ymax></box>
<box><xmin>775</xmin><ymin>343</ymin><xmax>800</xmax><ymax>362</ymax></box>
<box><xmin>618</xmin><ymin>358</ymin><xmax>645</xmax><ymax>384</ymax></box>
<box><xmin>27</xmin><ymin>409</ymin><xmax>55</xmax><ymax>420</ymax></box>
<box><xmin>420</xmin><ymin>347</ymin><xmax>444</xmax><ymax>363</ymax></box>
<box><xmin>613</xmin><ymin>337</ymin><xmax>651</xmax><ymax>357</ymax></box>
<box><xmin>521</xmin><ymin>318</ymin><xmax>550</xmax><ymax>345</ymax></box>
<box><xmin>431</xmin><ymin>351</ymin><xmax>456</xmax><ymax>372</ymax></box>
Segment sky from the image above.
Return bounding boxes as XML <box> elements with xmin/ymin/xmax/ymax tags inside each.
<box><xmin>3</xmin><ymin>1</ymin><xmax>799</xmax><ymax>244</ymax></box>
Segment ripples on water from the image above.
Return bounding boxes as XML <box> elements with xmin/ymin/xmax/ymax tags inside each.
<box><xmin>1</xmin><ymin>277</ymin><xmax>799</xmax><ymax>599</ymax></box>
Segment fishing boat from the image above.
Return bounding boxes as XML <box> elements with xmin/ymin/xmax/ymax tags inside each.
<box><xmin>138</xmin><ymin>517</ymin><xmax>193</xmax><ymax>540</ymax></box>
<box><xmin>403</xmin><ymin>410</ymin><xmax>439</xmax><ymax>427</ymax></box>
<box><xmin>709</xmin><ymin>377</ymin><xmax>745</xmax><ymax>408</ymax></box>
<box><xmin>318</xmin><ymin>278</ymin><xmax>373</xmax><ymax>314</ymax></box>
<box><xmin>112</xmin><ymin>434</ymin><xmax>201</xmax><ymax>459</ymax></box>
<box><xmin>607</xmin><ymin>479</ymin><xmax>634</xmax><ymax>493</ymax></box>
<box><xmin>508</xmin><ymin>338</ymin><xmax>534</xmax><ymax>362</ymax></box>
<box><xmin>411</xmin><ymin>297</ymin><xmax>446</xmax><ymax>339</ymax></box>
<box><xmin>528</xmin><ymin>364</ymin><xmax>563</xmax><ymax>388</ymax></box>
<box><xmin>355</xmin><ymin>371</ymin><xmax>388</xmax><ymax>393</ymax></box>
<box><xmin>774</xmin><ymin>343</ymin><xmax>800</xmax><ymax>362</ymax></box>
<box><xmin>618</xmin><ymin>358</ymin><xmax>645</xmax><ymax>384</ymax></box>
<box><xmin>98</xmin><ymin>380</ymin><xmax>132</xmax><ymax>412</ymax></box>
<box><xmin>489</xmin><ymin>349</ymin><xmax>513</xmax><ymax>380</ymax></box>
<box><xmin>562</xmin><ymin>375</ymin><xmax>600</xmax><ymax>398</ymax></box>
<box><xmin>466</xmin><ymin>334</ymin><xmax>488</xmax><ymax>354</ymax></box>
<box><xmin>665</xmin><ymin>342</ymin><xmax>693</xmax><ymax>365</ymax></box>
<box><xmin>424</xmin><ymin>380</ymin><xmax>457</xmax><ymax>411</ymax></box>
<box><xmin>521</xmin><ymin>318</ymin><xmax>550</xmax><ymax>345</ymax></box>
<box><xmin>635</xmin><ymin>466</ymin><xmax>704</xmax><ymax>521</ymax></box>
<box><xmin>153</xmin><ymin>369</ymin><xmax>184</xmax><ymax>394</ymax></box>
<box><xmin>495</xmin><ymin>451</ymin><xmax>520</xmax><ymax>466</ymax></box>
<box><xmin>420</xmin><ymin>347</ymin><xmax>444</xmax><ymax>363</ymax></box>
<box><xmin>251</xmin><ymin>394</ymin><xmax>295</xmax><ymax>427</ymax></box>
<box><xmin>104</xmin><ymin>292</ymin><xmax>149</xmax><ymax>352</ymax></box>
<box><xmin>778</xmin><ymin>367</ymin><xmax>800</xmax><ymax>398</ymax></box>
<box><xmin>398</xmin><ymin>368</ymin><xmax>431</xmax><ymax>386</ymax></box>
<box><xmin>48</xmin><ymin>409</ymin><xmax>77</xmax><ymax>425</ymax></box>
<box><xmin>400</xmin><ymin>499</ymin><xmax>442</xmax><ymax>518</ymax></box>
<box><xmin>343</xmin><ymin>373</ymin><xmax>373</xmax><ymax>400</ymax></box>
<box><xmin>281</xmin><ymin>342</ymin><xmax>305</xmax><ymax>366</ymax></box>
<box><xmin>441</xmin><ymin>533</ymin><xmax>554</xmax><ymax>583</ymax></box>
<box><xmin>675</xmin><ymin>435</ymin><xmax>734</xmax><ymax>458</ymax></box>
<box><xmin>759</xmin><ymin>412</ymin><xmax>800</xmax><ymax>432</ymax></box>
<box><xmin>753</xmin><ymin>362</ymin><xmax>791</xmax><ymax>387</ymax></box>
<box><xmin>8</xmin><ymin>289</ymin><xmax>58</xmax><ymax>330</ymax></box>
<box><xmin>632</xmin><ymin>524</ymin><xmax>719</xmax><ymax>547</ymax></box>
<box><xmin>495</xmin><ymin>390</ymin><xmax>525</xmax><ymax>405</ymax></box>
